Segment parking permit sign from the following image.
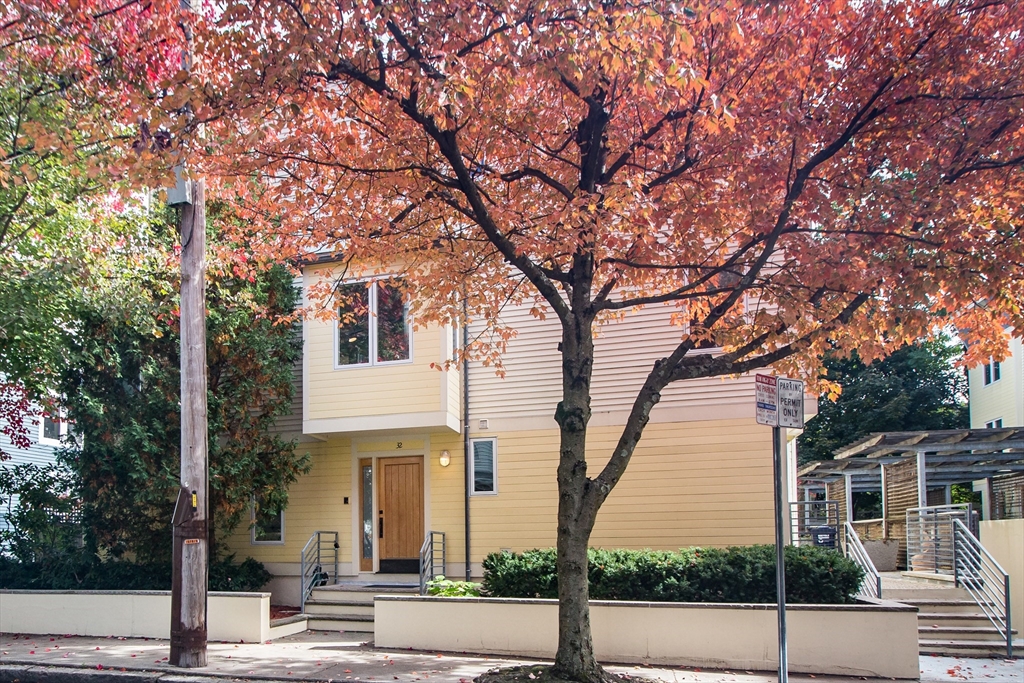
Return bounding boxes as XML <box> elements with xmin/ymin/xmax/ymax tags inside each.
<box><xmin>755</xmin><ymin>374</ymin><xmax>778</xmax><ymax>426</ymax></box>
<box><xmin>777</xmin><ymin>378</ymin><xmax>805</xmax><ymax>429</ymax></box>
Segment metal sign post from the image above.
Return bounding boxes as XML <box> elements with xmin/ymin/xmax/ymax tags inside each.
<box><xmin>755</xmin><ymin>374</ymin><xmax>803</xmax><ymax>683</ymax></box>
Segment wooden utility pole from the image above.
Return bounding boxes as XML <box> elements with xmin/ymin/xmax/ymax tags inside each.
<box><xmin>170</xmin><ymin>178</ymin><xmax>208</xmax><ymax>667</ymax></box>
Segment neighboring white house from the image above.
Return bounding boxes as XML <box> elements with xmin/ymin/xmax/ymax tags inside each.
<box><xmin>0</xmin><ymin>407</ymin><xmax>65</xmax><ymax>537</ymax></box>
<box><xmin>968</xmin><ymin>336</ymin><xmax>1023</xmax><ymax>429</ymax></box>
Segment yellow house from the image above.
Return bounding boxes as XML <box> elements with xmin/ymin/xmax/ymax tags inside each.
<box><xmin>968</xmin><ymin>336</ymin><xmax>1024</xmax><ymax>429</ymax></box>
<box><xmin>225</xmin><ymin>262</ymin><xmax>805</xmax><ymax>604</ymax></box>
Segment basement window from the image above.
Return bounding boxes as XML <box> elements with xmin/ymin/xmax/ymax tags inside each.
<box><xmin>251</xmin><ymin>497</ymin><xmax>285</xmax><ymax>544</ymax></box>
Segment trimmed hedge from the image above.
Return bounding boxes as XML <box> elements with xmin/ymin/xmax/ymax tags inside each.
<box><xmin>482</xmin><ymin>545</ymin><xmax>864</xmax><ymax>605</ymax></box>
<box><xmin>0</xmin><ymin>553</ymin><xmax>271</xmax><ymax>592</ymax></box>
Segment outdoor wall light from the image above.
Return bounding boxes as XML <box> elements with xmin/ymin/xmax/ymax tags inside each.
<box><xmin>439</xmin><ymin>450</ymin><xmax>451</xmax><ymax>467</ymax></box>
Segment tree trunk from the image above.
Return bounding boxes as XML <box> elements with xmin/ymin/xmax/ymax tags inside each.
<box><xmin>551</xmin><ymin>311</ymin><xmax>604</xmax><ymax>682</ymax></box>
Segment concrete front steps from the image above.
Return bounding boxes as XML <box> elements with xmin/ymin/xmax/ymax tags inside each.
<box><xmin>887</xmin><ymin>586</ymin><xmax>1021</xmax><ymax>657</ymax></box>
<box><xmin>303</xmin><ymin>577</ymin><xmax>419</xmax><ymax>633</ymax></box>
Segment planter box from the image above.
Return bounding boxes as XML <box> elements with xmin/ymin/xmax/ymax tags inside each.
<box><xmin>0</xmin><ymin>590</ymin><xmax>271</xmax><ymax>642</ymax></box>
<box><xmin>375</xmin><ymin>596</ymin><xmax>918</xmax><ymax>679</ymax></box>
<box><xmin>862</xmin><ymin>539</ymin><xmax>900</xmax><ymax>572</ymax></box>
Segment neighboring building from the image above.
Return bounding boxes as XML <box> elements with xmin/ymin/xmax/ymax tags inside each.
<box><xmin>0</xmin><ymin>407</ymin><xmax>65</xmax><ymax>536</ymax></box>
<box><xmin>225</xmin><ymin>262</ymin><xmax>809</xmax><ymax>603</ymax></box>
<box><xmin>968</xmin><ymin>336</ymin><xmax>1023</xmax><ymax>429</ymax></box>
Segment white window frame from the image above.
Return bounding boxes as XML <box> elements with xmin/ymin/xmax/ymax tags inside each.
<box><xmin>333</xmin><ymin>278</ymin><xmax>413</xmax><ymax>370</ymax></box>
<box><xmin>38</xmin><ymin>410</ymin><xmax>68</xmax><ymax>447</ymax></box>
<box><xmin>985</xmin><ymin>419</ymin><xmax>1004</xmax><ymax>429</ymax></box>
<box><xmin>983</xmin><ymin>359</ymin><xmax>1001</xmax><ymax>386</ymax></box>
<box><xmin>469</xmin><ymin>437</ymin><xmax>498</xmax><ymax>496</ymax></box>
<box><xmin>250</xmin><ymin>497</ymin><xmax>286</xmax><ymax>545</ymax></box>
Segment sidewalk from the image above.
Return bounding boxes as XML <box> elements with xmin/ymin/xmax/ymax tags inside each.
<box><xmin>1</xmin><ymin>631</ymin><xmax>1020</xmax><ymax>683</ymax></box>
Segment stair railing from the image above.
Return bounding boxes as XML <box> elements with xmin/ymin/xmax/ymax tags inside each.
<box><xmin>299</xmin><ymin>530</ymin><xmax>339</xmax><ymax>613</ymax></box>
<box><xmin>951</xmin><ymin>518</ymin><xmax>1012</xmax><ymax>658</ymax></box>
<box><xmin>419</xmin><ymin>530</ymin><xmax>446</xmax><ymax>595</ymax></box>
<box><xmin>843</xmin><ymin>521</ymin><xmax>882</xmax><ymax>600</ymax></box>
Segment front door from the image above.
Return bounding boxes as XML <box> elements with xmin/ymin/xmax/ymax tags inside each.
<box><xmin>377</xmin><ymin>456</ymin><xmax>424</xmax><ymax>573</ymax></box>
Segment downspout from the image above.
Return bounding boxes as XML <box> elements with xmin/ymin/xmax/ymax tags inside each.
<box><xmin>462</xmin><ymin>296</ymin><xmax>472</xmax><ymax>581</ymax></box>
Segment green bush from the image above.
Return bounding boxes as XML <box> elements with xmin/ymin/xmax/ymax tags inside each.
<box><xmin>482</xmin><ymin>545</ymin><xmax>864</xmax><ymax>605</ymax></box>
<box><xmin>0</xmin><ymin>553</ymin><xmax>271</xmax><ymax>592</ymax></box>
<box><xmin>425</xmin><ymin>575</ymin><xmax>482</xmax><ymax>597</ymax></box>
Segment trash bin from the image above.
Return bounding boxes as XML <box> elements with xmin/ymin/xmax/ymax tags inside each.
<box><xmin>810</xmin><ymin>525</ymin><xmax>837</xmax><ymax>548</ymax></box>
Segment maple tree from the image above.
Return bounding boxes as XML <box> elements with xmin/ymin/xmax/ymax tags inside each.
<box><xmin>187</xmin><ymin>0</ymin><xmax>1024</xmax><ymax>679</ymax></box>
<box><xmin>1</xmin><ymin>0</ymin><xmax>184</xmax><ymax>453</ymax></box>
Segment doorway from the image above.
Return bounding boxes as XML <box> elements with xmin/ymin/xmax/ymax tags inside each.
<box><xmin>357</xmin><ymin>453</ymin><xmax>425</xmax><ymax>574</ymax></box>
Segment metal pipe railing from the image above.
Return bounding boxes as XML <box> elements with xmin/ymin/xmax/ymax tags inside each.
<box><xmin>844</xmin><ymin>521</ymin><xmax>882</xmax><ymax>599</ymax></box>
<box><xmin>299</xmin><ymin>530</ymin><xmax>339</xmax><ymax>613</ymax></box>
<box><xmin>419</xmin><ymin>530</ymin><xmax>446</xmax><ymax>595</ymax></box>
<box><xmin>906</xmin><ymin>504</ymin><xmax>973</xmax><ymax>574</ymax></box>
<box><xmin>952</xmin><ymin>518</ymin><xmax>1012</xmax><ymax>658</ymax></box>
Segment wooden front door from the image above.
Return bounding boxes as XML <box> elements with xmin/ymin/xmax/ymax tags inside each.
<box><xmin>377</xmin><ymin>456</ymin><xmax>424</xmax><ymax>573</ymax></box>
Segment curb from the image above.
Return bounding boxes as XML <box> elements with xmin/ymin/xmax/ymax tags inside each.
<box><xmin>0</xmin><ymin>663</ymin><xmax>335</xmax><ymax>683</ymax></box>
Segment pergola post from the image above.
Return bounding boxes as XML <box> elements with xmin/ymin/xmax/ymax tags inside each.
<box><xmin>880</xmin><ymin>464</ymin><xmax>889</xmax><ymax>539</ymax></box>
<box><xmin>916</xmin><ymin>450</ymin><xmax>927</xmax><ymax>508</ymax></box>
<box><xmin>844</xmin><ymin>473</ymin><xmax>854</xmax><ymax>523</ymax></box>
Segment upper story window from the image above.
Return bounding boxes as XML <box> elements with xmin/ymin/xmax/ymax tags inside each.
<box><xmin>38</xmin><ymin>411</ymin><xmax>68</xmax><ymax>447</ymax></box>
<box><xmin>983</xmin><ymin>359</ymin><xmax>1001</xmax><ymax>386</ymax></box>
<box><xmin>985</xmin><ymin>419</ymin><xmax>1003</xmax><ymax>429</ymax></box>
<box><xmin>336</xmin><ymin>279</ymin><xmax>411</xmax><ymax>368</ymax></box>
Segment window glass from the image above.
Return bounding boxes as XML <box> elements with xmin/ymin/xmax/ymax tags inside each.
<box><xmin>361</xmin><ymin>464</ymin><xmax>373</xmax><ymax>560</ymax></box>
<box><xmin>993</xmin><ymin>361</ymin><xmax>1001</xmax><ymax>382</ymax></box>
<box><xmin>337</xmin><ymin>282</ymin><xmax>370</xmax><ymax>366</ymax></box>
<box><xmin>472</xmin><ymin>439</ymin><xmax>496</xmax><ymax>494</ymax></box>
<box><xmin>42</xmin><ymin>415</ymin><xmax>61</xmax><ymax>442</ymax></box>
<box><xmin>253</xmin><ymin>498</ymin><xmax>283</xmax><ymax>543</ymax></box>
<box><xmin>376</xmin><ymin>282</ymin><xmax>410</xmax><ymax>362</ymax></box>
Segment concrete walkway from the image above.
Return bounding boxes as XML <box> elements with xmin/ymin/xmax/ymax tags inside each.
<box><xmin>0</xmin><ymin>632</ymin><xmax>1020</xmax><ymax>683</ymax></box>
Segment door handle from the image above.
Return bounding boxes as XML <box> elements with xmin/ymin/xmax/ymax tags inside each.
<box><xmin>379</xmin><ymin>515</ymin><xmax>384</xmax><ymax>538</ymax></box>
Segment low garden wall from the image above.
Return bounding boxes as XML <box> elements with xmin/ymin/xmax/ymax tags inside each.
<box><xmin>0</xmin><ymin>590</ymin><xmax>271</xmax><ymax>643</ymax></box>
<box><xmin>374</xmin><ymin>595</ymin><xmax>919</xmax><ymax>679</ymax></box>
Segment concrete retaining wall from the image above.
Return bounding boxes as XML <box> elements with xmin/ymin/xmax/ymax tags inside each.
<box><xmin>0</xmin><ymin>591</ymin><xmax>271</xmax><ymax>642</ymax></box>
<box><xmin>980</xmin><ymin>519</ymin><xmax>1024</xmax><ymax>635</ymax></box>
<box><xmin>375</xmin><ymin>596</ymin><xmax>919</xmax><ymax>679</ymax></box>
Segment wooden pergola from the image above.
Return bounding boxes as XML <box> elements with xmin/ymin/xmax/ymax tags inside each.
<box><xmin>797</xmin><ymin>428</ymin><xmax>1024</xmax><ymax>545</ymax></box>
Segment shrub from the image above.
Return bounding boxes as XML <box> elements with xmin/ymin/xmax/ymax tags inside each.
<box><xmin>0</xmin><ymin>553</ymin><xmax>271</xmax><ymax>592</ymax></box>
<box><xmin>425</xmin><ymin>575</ymin><xmax>482</xmax><ymax>597</ymax></box>
<box><xmin>482</xmin><ymin>545</ymin><xmax>864</xmax><ymax>605</ymax></box>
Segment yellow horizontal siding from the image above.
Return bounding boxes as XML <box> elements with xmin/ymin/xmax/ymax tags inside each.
<box><xmin>223</xmin><ymin>436</ymin><xmax>354</xmax><ymax>565</ymax></box>
<box><xmin>468</xmin><ymin>303</ymin><xmax>759</xmax><ymax>422</ymax></box>
<box><xmin>465</xmin><ymin>419</ymin><xmax>774</xmax><ymax>561</ymax></box>
<box><xmin>303</xmin><ymin>263</ymin><xmax>445</xmax><ymax>422</ymax></box>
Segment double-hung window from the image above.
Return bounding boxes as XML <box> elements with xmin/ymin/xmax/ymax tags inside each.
<box><xmin>983</xmin><ymin>359</ymin><xmax>1001</xmax><ymax>386</ymax></box>
<box><xmin>470</xmin><ymin>438</ymin><xmax>497</xmax><ymax>495</ymax></box>
<box><xmin>38</xmin><ymin>411</ymin><xmax>68</xmax><ymax>447</ymax></box>
<box><xmin>336</xmin><ymin>279</ymin><xmax>411</xmax><ymax>367</ymax></box>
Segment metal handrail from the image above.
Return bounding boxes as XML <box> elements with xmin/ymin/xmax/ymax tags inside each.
<box><xmin>906</xmin><ymin>504</ymin><xmax>974</xmax><ymax>574</ymax></box>
<box><xmin>952</xmin><ymin>518</ymin><xmax>1012</xmax><ymax>658</ymax></box>
<box><xmin>418</xmin><ymin>530</ymin><xmax>446</xmax><ymax>595</ymax></box>
<box><xmin>843</xmin><ymin>521</ymin><xmax>882</xmax><ymax>599</ymax></box>
<box><xmin>789</xmin><ymin>500</ymin><xmax>840</xmax><ymax>547</ymax></box>
<box><xmin>299</xmin><ymin>530</ymin><xmax>339</xmax><ymax>613</ymax></box>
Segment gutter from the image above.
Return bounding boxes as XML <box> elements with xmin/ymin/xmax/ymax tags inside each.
<box><xmin>462</xmin><ymin>296</ymin><xmax>472</xmax><ymax>581</ymax></box>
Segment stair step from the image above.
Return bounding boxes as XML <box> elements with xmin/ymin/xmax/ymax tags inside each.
<box><xmin>918</xmin><ymin>639</ymin><xmax>1021</xmax><ymax>656</ymax></box>
<box><xmin>918</xmin><ymin>625</ymin><xmax>1016</xmax><ymax>641</ymax></box>
<box><xmin>918</xmin><ymin>612</ymin><xmax>993</xmax><ymax>620</ymax></box>
<box><xmin>900</xmin><ymin>599</ymin><xmax>996</xmax><ymax>607</ymax></box>
<box><xmin>304</xmin><ymin>602</ymin><xmax>374</xmax><ymax>617</ymax></box>
<box><xmin>305</xmin><ymin>613</ymin><xmax>375</xmax><ymax>633</ymax></box>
